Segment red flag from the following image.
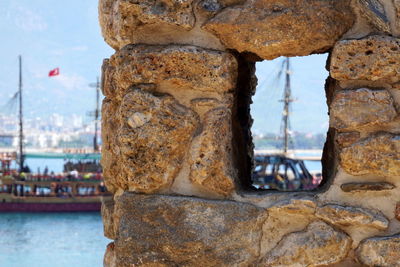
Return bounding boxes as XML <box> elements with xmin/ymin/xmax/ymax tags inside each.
<box><xmin>48</xmin><ymin>67</ymin><xmax>59</xmax><ymax>77</ymax></box>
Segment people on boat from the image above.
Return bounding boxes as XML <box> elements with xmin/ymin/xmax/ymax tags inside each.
<box><xmin>70</xmin><ymin>169</ymin><xmax>79</xmax><ymax>179</ymax></box>
<box><xmin>22</xmin><ymin>165</ymin><xmax>31</xmax><ymax>174</ymax></box>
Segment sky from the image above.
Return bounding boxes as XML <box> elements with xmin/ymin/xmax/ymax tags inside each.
<box><xmin>0</xmin><ymin>0</ymin><xmax>329</xmax><ymax>134</ymax></box>
<box><xmin>253</xmin><ymin>55</ymin><xmax>329</xmax><ymax>135</ymax></box>
<box><xmin>0</xmin><ymin>0</ymin><xmax>114</xmax><ymax>123</ymax></box>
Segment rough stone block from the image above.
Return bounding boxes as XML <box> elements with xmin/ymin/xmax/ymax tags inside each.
<box><xmin>113</xmin><ymin>193</ymin><xmax>268</xmax><ymax>267</ymax></box>
<box><xmin>189</xmin><ymin>107</ymin><xmax>236</xmax><ymax>196</ymax></box>
<box><xmin>331</xmin><ymin>35</ymin><xmax>400</xmax><ymax>82</ymax></box>
<box><xmin>107</xmin><ymin>44</ymin><xmax>238</xmax><ymax>99</ymax></box>
<box><xmin>336</xmin><ymin>132</ymin><xmax>361</xmax><ymax>148</ymax></box>
<box><xmin>117</xmin><ymin>88</ymin><xmax>199</xmax><ymax>193</ymax></box>
<box><xmin>358</xmin><ymin>0</ymin><xmax>391</xmax><ymax>33</ymax></box>
<box><xmin>101</xmin><ymin>199</ymin><xmax>116</xmax><ymax>240</ymax></box>
<box><xmin>101</xmin><ymin>45</ymin><xmax>239</xmax><ymax>194</ymax></box>
<box><xmin>99</xmin><ymin>0</ymin><xmax>196</xmax><ymax>49</ymax></box>
<box><xmin>396</xmin><ymin>202</ymin><xmax>400</xmax><ymax>221</ymax></box>
<box><xmin>393</xmin><ymin>82</ymin><xmax>400</xmax><ymax>90</ymax></box>
<box><xmin>203</xmin><ymin>0</ymin><xmax>354</xmax><ymax>60</ymax></box>
<box><xmin>316</xmin><ymin>204</ymin><xmax>389</xmax><ymax>230</ymax></box>
<box><xmin>394</xmin><ymin>0</ymin><xmax>400</xmax><ymax>34</ymax></box>
<box><xmin>341</xmin><ymin>182</ymin><xmax>395</xmax><ymax>192</ymax></box>
<box><xmin>330</xmin><ymin>88</ymin><xmax>397</xmax><ymax>129</ymax></box>
<box><xmin>357</xmin><ymin>234</ymin><xmax>400</xmax><ymax>267</ymax></box>
<box><xmin>260</xmin><ymin>197</ymin><xmax>318</xmax><ymax>257</ymax></box>
<box><xmin>260</xmin><ymin>221</ymin><xmax>352</xmax><ymax>266</ymax></box>
<box><xmin>267</xmin><ymin>196</ymin><xmax>317</xmax><ymax>215</ymax></box>
<box><xmin>104</xmin><ymin>242</ymin><xmax>116</xmax><ymax>267</ymax></box>
<box><xmin>340</xmin><ymin>133</ymin><xmax>400</xmax><ymax>177</ymax></box>
<box><xmin>101</xmin><ymin>99</ymin><xmax>121</xmax><ymax>193</ymax></box>
<box><xmin>101</xmin><ymin>59</ymin><xmax>118</xmax><ymax>99</ymax></box>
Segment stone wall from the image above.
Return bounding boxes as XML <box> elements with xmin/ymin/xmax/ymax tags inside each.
<box><xmin>99</xmin><ymin>0</ymin><xmax>400</xmax><ymax>266</ymax></box>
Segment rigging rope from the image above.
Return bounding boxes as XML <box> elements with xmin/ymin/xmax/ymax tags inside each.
<box><xmin>0</xmin><ymin>91</ymin><xmax>18</xmax><ymax>115</ymax></box>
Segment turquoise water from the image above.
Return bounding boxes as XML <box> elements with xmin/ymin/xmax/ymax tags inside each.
<box><xmin>0</xmin><ymin>213</ymin><xmax>109</xmax><ymax>267</ymax></box>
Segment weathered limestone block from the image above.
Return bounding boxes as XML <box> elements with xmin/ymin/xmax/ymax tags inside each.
<box><xmin>358</xmin><ymin>0</ymin><xmax>391</xmax><ymax>33</ymax></box>
<box><xmin>190</xmin><ymin>97</ymin><xmax>233</xmax><ymax>116</ymax></box>
<box><xmin>101</xmin><ymin>59</ymin><xmax>118</xmax><ymax>99</ymax></box>
<box><xmin>267</xmin><ymin>196</ymin><xmax>317</xmax><ymax>215</ymax></box>
<box><xmin>196</xmin><ymin>0</ymin><xmax>247</xmax><ymax>18</ymax></box>
<box><xmin>394</xmin><ymin>82</ymin><xmax>400</xmax><ymax>90</ymax></box>
<box><xmin>203</xmin><ymin>0</ymin><xmax>354</xmax><ymax>60</ymax></box>
<box><xmin>261</xmin><ymin>221</ymin><xmax>352</xmax><ymax>266</ymax></box>
<box><xmin>396</xmin><ymin>202</ymin><xmax>400</xmax><ymax>221</ymax></box>
<box><xmin>340</xmin><ymin>133</ymin><xmax>400</xmax><ymax>177</ymax></box>
<box><xmin>330</xmin><ymin>88</ymin><xmax>397</xmax><ymax>129</ymax></box>
<box><xmin>395</xmin><ymin>0</ymin><xmax>400</xmax><ymax>33</ymax></box>
<box><xmin>331</xmin><ymin>35</ymin><xmax>400</xmax><ymax>82</ymax></box>
<box><xmin>113</xmin><ymin>193</ymin><xmax>268</xmax><ymax>267</ymax></box>
<box><xmin>261</xmin><ymin>197</ymin><xmax>318</xmax><ymax>255</ymax></box>
<box><xmin>336</xmin><ymin>132</ymin><xmax>361</xmax><ymax>148</ymax></box>
<box><xmin>341</xmin><ymin>182</ymin><xmax>395</xmax><ymax>192</ymax></box>
<box><xmin>104</xmin><ymin>242</ymin><xmax>116</xmax><ymax>267</ymax></box>
<box><xmin>316</xmin><ymin>204</ymin><xmax>389</xmax><ymax>230</ymax></box>
<box><xmin>101</xmin><ymin>45</ymin><xmax>239</xmax><ymax>194</ymax></box>
<box><xmin>99</xmin><ymin>0</ymin><xmax>196</xmax><ymax>49</ymax></box>
<box><xmin>101</xmin><ymin>99</ymin><xmax>121</xmax><ymax>192</ymax></box>
<box><xmin>101</xmin><ymin>199</ymin><xmax>116</xmax><ymax>240</ymax></box>
<box><xmin>117</xmin><ymin>88</ymin><xmax>199</xmax><ymax>193</ymax></box>
<box><xmin>107</xmin><ymin>44</ymin><xmax>238</xmax><ymax>99</ymax></box>
<box><xmin>356</xmin><ymin>234</ymin><xmax>400</xmax><ymax>266</ymax></box>
<box><xmin>189</xmin><ymin>107</ymin><xmax>236</xmax><ymax>196</ymax></box>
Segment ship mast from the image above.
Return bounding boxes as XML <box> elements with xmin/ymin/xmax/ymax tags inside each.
<box><xmin>18</xmin><ymin>55</ymin><xmax>24</xmax><ymax>172</ymax></box>
<box><xmin>281</xmin><ymin>57</ymin><xmax>293</xmax><ymax>154</ymax></box>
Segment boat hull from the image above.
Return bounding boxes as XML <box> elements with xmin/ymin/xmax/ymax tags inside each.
<box><xmin>0</xmin><ymin>202</ymin><xmax>101</xmax><ymax>212</ymax></box>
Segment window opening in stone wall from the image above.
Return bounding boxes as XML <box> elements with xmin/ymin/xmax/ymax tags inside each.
<box><xmin>251</xmin><ymin>54</ymin><xmax>329</xmax><ymax>191</ymax></box>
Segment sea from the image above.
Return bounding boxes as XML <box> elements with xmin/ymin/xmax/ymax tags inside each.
<box><xmin>0</xmin><ymin>212</ymin><xmax>109</xmax><ymax>267</ymax></box>
<box><xmin>1</xmin><ymin>158</ymin><xmax>109</xmax><ymax>267</ymax></box>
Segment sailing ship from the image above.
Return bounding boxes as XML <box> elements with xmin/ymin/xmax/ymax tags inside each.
<box><xmin>252</xmin><ymin>58</ymin><xmax>322</xmax><ymax>191</ymax></box>
<box><xmin>0</xmin><ymin>56</ymin><xmax>111</xmax><ymax>212</ymax></box>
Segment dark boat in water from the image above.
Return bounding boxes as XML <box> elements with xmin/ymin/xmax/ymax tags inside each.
<box><xmin>0</xmin><ymin>152</ymin><xmax>111</xmax><ymax>212</ymax></box>
<box><xmin>252</xmin><ymin>154</ymin><xmax>320</xmax><ymax>191</ymax></box>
